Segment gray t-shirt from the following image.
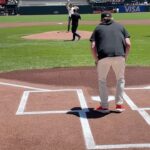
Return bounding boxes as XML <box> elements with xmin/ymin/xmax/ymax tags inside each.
<box><xmin>90</xmin><ymin>20</ymin><xmax>130</xmax><ymax>59</ymax></box>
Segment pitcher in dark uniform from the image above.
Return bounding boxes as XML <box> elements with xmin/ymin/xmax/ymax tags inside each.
<box><xmin>71</xmin><ymin>9</ymin><xmax>81</xmax><ymax>41</ymax></box>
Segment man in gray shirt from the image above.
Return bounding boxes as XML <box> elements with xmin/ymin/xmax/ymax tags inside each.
<box><xmin>90</xmin><ymin>12</ymin><xmax>131</xmax><ymax>113</ymax></box>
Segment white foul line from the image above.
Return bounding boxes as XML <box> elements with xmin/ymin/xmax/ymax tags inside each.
<box><xmin>123</xmin><ymin>92</ymin><xmax>150</xmax><ymax>126</ymax></box>
<box><xmin>125</xmin><ymin>86</ymin><xmax>150</xmax><ymax>90</ymax></box>
<box><xmin>94</xmin><ymin>143</ymin><xmax>150</xmax><ymax>149</ymax></box>
<box><xmin>123</xmin><ymin>92</ymin><xmax>138</xmax><ymax>110</ymax></box>
<box><xmin>79</xmin><ymin>111</ymin><xmax>96</xmax><ymax>149</ymax></box>
<box><xmin>16</xmin><ymin>91</ymin><xmax>30</xmax><ymax>115</ymax></box>
<box><xmin>77</xmin><ymin>89</ymin><xmax>89</xmax><ymax>110</ymax></box>
<box><xmin>0</xmin><ymin>81</ymin><xmax>48</xmax><ymax>91</ymax></box>
<box><xmin>15</xmin><ymin>86</ymin><xmax>96</xmax><ymax>150</ymax></box>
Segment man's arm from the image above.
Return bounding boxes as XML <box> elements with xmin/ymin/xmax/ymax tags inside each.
<box><xmin>91</xmin><ymin>41</ymin><xmax>98</xmax><ymax>65</ymax></box>
<box><xmin>125</xmin><ymin>38</ymin><xmax>131</xmax><ymax>61</ymax></box>
<box><xmin>66</xmin><ymin>2</ymin><xmax>69</xmax><ymax>9</ymax></box>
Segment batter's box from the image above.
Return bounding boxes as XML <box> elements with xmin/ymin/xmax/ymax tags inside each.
<box><xmin>123</xmin><ymin>86</ymin><xmax>150</xmax><ymax>126</ymax></box>
<box><xmin>16</xmin><ymin>89</ymin><xmax>89</xmax><ymax>115</ymax></box>
<box><xmin>124</xmin><ymin>86</ymin><xmax>150</xmax><ymax>113</ymax></box>
<box><xmin>26</xmin><ymin>91</ymin><xmax>81</xmax><ymax>111</ymax></box>
<box><xmin>125</xmin><ymin>90</ymin><xmax>150</xmax><ymax>108</ymax></box>
<box><xmin>86</xmin><ymin>86</ymin><xmax>150</xmax><ymax>150</ymax></box>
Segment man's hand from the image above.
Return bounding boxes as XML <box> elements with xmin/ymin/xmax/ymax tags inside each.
<box><xmin>125</xmin><ymin>38</ymin><xmax>131</xmax><ymax>61</ymax></box>
<box><xmin>91</xmin><ymin>41</ymin><xmax>98</xmax><ymax>66</ymax></box>
<box><xmin>95</xmin><ymin>59</ymin><xmax>98</xmax><ymax>66</ymax></box>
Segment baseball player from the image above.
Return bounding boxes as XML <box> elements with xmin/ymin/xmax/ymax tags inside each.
<box><xmin>66</xmin><ymin>0</ymin><xmax>74</xmax><ymax>32</ymax></box>
<box><xmin>90</xmin><ymin>12</ymin><xmax>131</xmax><ymax>113</ymax></box>
<box><xmin>71</xmin><ymin>8</ymin><xmax>81</xmax><ymax>41</ymax></box>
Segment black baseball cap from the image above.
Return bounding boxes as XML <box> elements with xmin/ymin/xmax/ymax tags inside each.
<box><xmin>101</xmin><ymin>12</ymin><xmax>112</xmax><ymax>19</ymax></box>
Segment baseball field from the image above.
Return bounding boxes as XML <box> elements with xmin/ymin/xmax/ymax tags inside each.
<box><xmin>0</xmin><ymin>12</ymin><xmax>150</xmax><ymax>150</ymax></box>
<box><xmin>0</xmin><ymin>12</ymin><xmax>150</xmax><ymax>71</ymax></box>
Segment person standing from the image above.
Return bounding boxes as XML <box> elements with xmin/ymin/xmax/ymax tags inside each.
<box><xmin>71</xmin><ymin>8</ymin><xmax>81</xmax><ymax>41</ymax></box>
<box><xmin>66</xmin><ymin>0</ymin><xmax>74</xmax><ymax>32</ymax></box>
<box><xmin>90</xmin><ymin>12</ymin><xmax>131</xmax><ymax>113</ymax></box>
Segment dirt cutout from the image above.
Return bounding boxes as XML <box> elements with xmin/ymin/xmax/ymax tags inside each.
<box><xmin>22</xmin><ymin>30</ymin><xmax>92</xmax><ymax>40</ymax></box>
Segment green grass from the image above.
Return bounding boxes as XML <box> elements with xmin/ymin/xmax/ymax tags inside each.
<box><xmin>0</xmin><ymin>13</ymin><xmax>150</xmax><ymax>72</ymax></box>
<box><xmin>0</xmin><ymin>12</ymin><xmax>150</xmax><ymax>23</ymax></box>
<box><xmin>0</xmin><ymin>25</ymin><xmax>92</xmax><ymax>72</ymax></box>
<box><xmin>126</xmin><ymin>25</ymin><xmax>150</xmax><ymax>66</ymax></box>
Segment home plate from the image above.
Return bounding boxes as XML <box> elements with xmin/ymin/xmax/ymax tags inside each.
<box><xmin>91</xmin><ymin>95</ymin><xmax>115</xmax><ymax>102</ymax></box>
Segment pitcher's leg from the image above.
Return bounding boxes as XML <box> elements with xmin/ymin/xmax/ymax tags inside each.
<box><xmin>71</xmin><ymin>26</ymin><xmax>76</xmax><ymax>41</ymax></box>
<box><xmin>74</xmin><ymin>32</ymin><xmax>81</xmax><ymax>40</ymax></box>
<box><xmin>72</xmin><ymin>33</ymin><xmax>76</xmax><ymax>41</ymax></box>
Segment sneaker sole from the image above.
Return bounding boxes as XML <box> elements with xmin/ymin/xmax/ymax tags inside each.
<box><xmin>115</xmin><ymin>109</ymin><xmax>125</xmax><ymax>113</ymax></box>
<box><xmin>96</xmin><ymin>110</ymin><xmax>110</xmax><ymax>113</ymax></box>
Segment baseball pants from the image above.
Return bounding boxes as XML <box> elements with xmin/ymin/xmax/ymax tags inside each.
<box><xmin>71</xmin><ymin>25</ymin><xmax>80</xmax><ymax>40</ymax></box>
<box><xmin>97</xmin><ymin>56</ymin><xmax>125</xmax><ymax>108</ymax></box>
<box><xmin>67</xmin><ymin>16</ymin><xmax>71</xmax><ymax>32</ymax></box>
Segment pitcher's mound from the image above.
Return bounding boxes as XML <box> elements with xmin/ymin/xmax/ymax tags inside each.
<box><xmin>22</xmin><ymin>30</ymin><xmax>92</xmax><ymax>40</ymax></box>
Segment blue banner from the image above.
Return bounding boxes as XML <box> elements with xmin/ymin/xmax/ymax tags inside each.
<box><xmin>118</xmin><ymin>5</ymin><xmax>147</xmax><ymax>13</ymax></box>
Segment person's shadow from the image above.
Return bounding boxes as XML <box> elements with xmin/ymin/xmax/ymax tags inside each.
<box><xmin>67</xmin><ymin>107</ymin><xmax>119</xmax><ymax>119</ymax></box>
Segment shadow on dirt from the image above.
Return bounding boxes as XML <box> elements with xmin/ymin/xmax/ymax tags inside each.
<box><xmin>67</xmin><ymin>107</ymin><xmax>121</xmax><ymax>119</ymax></box>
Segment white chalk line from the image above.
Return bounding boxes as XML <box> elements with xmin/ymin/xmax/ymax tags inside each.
<box><xmin>125</xmin><ymin>86</ymin><xmax>150</xmax><ymax>90</ymax></box>
<box><xmin>0</xmin><ymin>81</ymin><xmax>48</xmax><ymax>91</ymax></box>
<box><xmin>17</xmin><ymin>110</ymin><xmax>70</xmax><ymax>115</ymax></box>
<box><xmin>123</xmin><ymin>92</ymin><xmax>150</xmax><ymax>125</ymax></box>
<box><xmin>16</xmin><ymin>88</ymin><xmax>95</xmax><ymax>149</ymax></box>
<box><xmin>0</xmin><ymin>81</ymin><xmax>95</xmax><ymax>149</ymax></box>
<box><xmin>90</xmin><ymin>87</ymin><xmax>150</xmax><ymax>149</ymax></box>
<box><xmin>16</xmin><ymin>91</ymin><xmax>30</xmax><ymax>114</ymax></box>
<box><xmin>16</xmin><ymin>89</ymin><xmax>90</xmax><ymax>115</ymax></box>
<box><xmin>92</xmin><ymin>92</ymin><xmax>150</xmax><ymax>126</ymax></box>
<box><xmin>0</xmin><ymin>81</ymin><xmax>150</xmax><ymax>149</ymax></box>
<box><xmin>93</xmin><ymin>143</ymin><xmax>150</xmax><ymax>149</ymax></box>
<box><xmin>79</xmin><ymin>111</ymin><xmax>96</xmax><ymax>149</ymax></box>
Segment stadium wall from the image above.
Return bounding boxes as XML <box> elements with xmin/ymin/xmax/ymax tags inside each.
<box><xmin>118</xmin><ymin>5</ymin><xmax>149</xmax><ymax>13</ymax></box>
<box><xmin>18</xmin><ymin>5</ymin><xmax>93</xmax><ymax>15</ymax></box>
<box><xmin>92</xmin><ymin>4</ymin><xmax>150</xmax><ymax>13</ymax></box>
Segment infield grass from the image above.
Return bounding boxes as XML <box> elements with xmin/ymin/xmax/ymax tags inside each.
<box><xmin>0</xmin><ymin>13</ymin><xmax>150</xmax><ymax>72</ymax></box>
<box><xmin>0</xmin><ymin>12</ymin><xmax>150</xmax><ymax>23</ymax></box>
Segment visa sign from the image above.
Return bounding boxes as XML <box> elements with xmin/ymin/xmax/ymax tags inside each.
<box><xmin>125</xmin><ymin>6</ymin><xmax>141</xmax><ymax>12</ymax></box>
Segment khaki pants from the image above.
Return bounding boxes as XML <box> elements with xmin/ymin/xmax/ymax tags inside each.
<box><xmin>97</xmin><ymin>56</ymin><xmax>125</xmax><ymax>108</ymax></box>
